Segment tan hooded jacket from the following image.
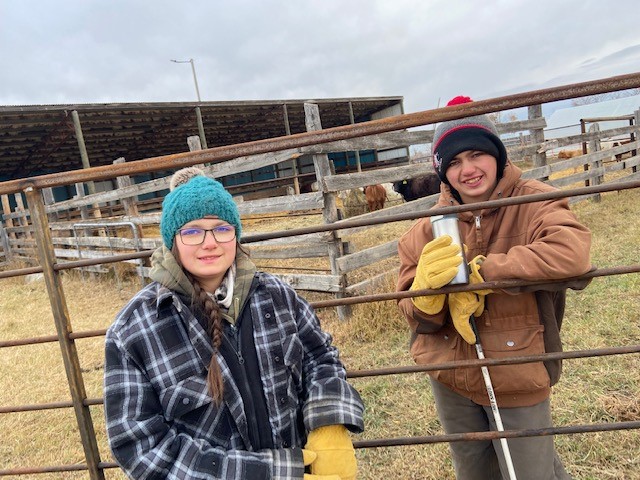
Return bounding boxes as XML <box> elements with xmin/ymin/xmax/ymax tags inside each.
<box><xmin>397</xmin><ymin>161</ymin><xmax>592</xmax><ymax>407</ymax></box>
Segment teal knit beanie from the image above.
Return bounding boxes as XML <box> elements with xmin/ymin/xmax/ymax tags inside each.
<box><xmin>160</xmin><ymin>167</ymin><xmax>242</xmax><ymax>249</ymax></box>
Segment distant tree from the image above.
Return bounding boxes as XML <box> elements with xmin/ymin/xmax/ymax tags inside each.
<box><xmin>487</xmin><ymin>112</ymin><xmax>519</xmax><ymax>124</ymax></box>
<box><xmin>487</xmin><ymin>112</ymin><xmax>501</xmax><ymax>123</ymax></box>
<box><xmin>571</xmin><ymin>88</ymin><xmax>640</xmax><ymax>106</ymax></box>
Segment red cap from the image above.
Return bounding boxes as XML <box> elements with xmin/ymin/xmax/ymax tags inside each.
<box><xmin>446</xmin><ymin>95</ymin><xmax>473</xmax><ymax>106</ymax></box>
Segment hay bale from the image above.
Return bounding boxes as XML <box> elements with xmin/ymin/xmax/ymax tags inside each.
<box><xmin>342</xmin><ymin>189</ymin><xmax>367</xmax><ymax>218</ymax></box>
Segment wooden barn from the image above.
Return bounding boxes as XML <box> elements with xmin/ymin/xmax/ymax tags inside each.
<box><xmin>0</xmin><ymin>97</ymin><xmax>408</xmax><ymax>206</ymax></box>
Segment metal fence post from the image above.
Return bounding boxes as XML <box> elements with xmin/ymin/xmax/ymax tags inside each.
<box><xmin>24</xmin><ymin>186</ymin><xmax>106</xmax><ymax>480</ymax></box>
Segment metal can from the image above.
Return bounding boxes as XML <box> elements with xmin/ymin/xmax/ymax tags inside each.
<box><xmin>431</xmin><ymin>213</ymin><xmax>469</xmax><ymax>285</ymax></box>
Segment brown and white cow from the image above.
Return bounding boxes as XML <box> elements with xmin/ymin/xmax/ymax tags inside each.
<box><xmin>363</xmin><ymin>184</ymin><xmax>386</xmax><ymax>211</ymax></box>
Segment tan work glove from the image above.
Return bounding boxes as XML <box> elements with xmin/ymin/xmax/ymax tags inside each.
<box><xmin>410</xmin><ymin>235</ymin><xmax>463</xmax><ymax>314</ymax></box>
<box><xmin>448</xmin><ymin>255</ymin><xmax>493</xmax><ymax>344</ymax></box>
<box><xmin>304</xmin><ymin>425</ymin><xmax>357</xmax><ymax>480</ymax></box>
<box><xmin>302</xmin><ymin>449</ymin><xmax>341</xmax><ymax>480</ymax></box>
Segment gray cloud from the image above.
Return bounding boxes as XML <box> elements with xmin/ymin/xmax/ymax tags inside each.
<box><xmin>1</xmin><ymin>0</ymin><xmax>639</xmax><ymax>114</ymax></box>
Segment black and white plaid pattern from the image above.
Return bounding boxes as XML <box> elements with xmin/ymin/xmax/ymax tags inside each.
<box><xmin>104</xmin><ymin>273</ymin><xmax>364</xmax><ymax>479</ymax></box>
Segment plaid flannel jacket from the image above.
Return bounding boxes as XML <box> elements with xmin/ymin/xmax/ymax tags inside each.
<box><xmin>104</xmin><ymin>272</ymin><xmax>364</xmax><ymax>479</ymax></box>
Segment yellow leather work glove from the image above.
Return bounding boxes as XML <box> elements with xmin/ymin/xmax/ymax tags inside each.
<box><xmin>304</xmin><ymin>425</ymin><xmax>357</xmax><ymax>480</ymax></box>
<box><xmin>302</xmin><ymin>449</ymin><xmax>341</xmax><ymax>480</ymax></box>
<box><xmin>448</xmin><ymin>255</ymin><xmax>493</xmax><ymax>344</ymax></box>
<box><xmin>410</xmin><ymin>235</ymin><xmax>462</xmax><ymax>314</ymax></box>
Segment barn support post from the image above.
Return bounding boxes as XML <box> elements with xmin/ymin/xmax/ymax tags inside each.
<box><xmin>186</xmin><ymin>135</ymin><xmax>208</xmax><ymax>171</ymax></box>
<box><xmin>304</xmin><ymin>102</ymin><xmax>351</xmax><ymax>320</ymax></box>
<box><xmin>72</xmin><ymin>110</ymin><xmax>103</xmax><ymax>220</ymax></box>
<box><xmin>24</xmin><ymin>186</ymin><xmax>106</xmax><ymax>480</ymax></box>
<box><xmin>588</xmin><ymin>123</ymin><xmax>603</xmax><ymax>202</ymax></box>
<box><xmin>71</xmin><ymin>110</ymin><xmax>96</xmax><ymax>196</ymax></box>
<box><xmin>528</xmin><ymin>104</ymin><xmax>547</xmax><ymax>170</ymax></box>
<box><xmin>195</xmin><ymin>106</ymin><xmax>209</xmax><ymax>150</ymax></box>
<box><xmin>348</xmin><ymin>102</ymin><xmax>362</xmax><ymax>173</ymax></box>
<box><xmin>283</xmin><ymin>104</ymin><xmax>301</xmax><ymax>195</ymax></box>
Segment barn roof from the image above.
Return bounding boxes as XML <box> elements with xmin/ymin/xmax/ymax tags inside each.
<box><xmin>545</xmin><ymin>94</ymin><xmax>640</xmax><ymax>138</ymax></box>
<box><xmin>0</xmin><ymin>96</ymin><xmax>403</xmax><ymax>181</ymax></box>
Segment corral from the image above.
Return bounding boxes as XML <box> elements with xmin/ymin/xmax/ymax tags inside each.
<box><xmin>1</xmin><ymin>73</ymin><xmax>640</xmax><ymax>479</ymax></box>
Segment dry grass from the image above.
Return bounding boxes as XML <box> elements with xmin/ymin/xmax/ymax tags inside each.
<box><xmin>1</xmin><ymin>185</ymin><xmax>639</xmax><ymax>479</ymax></box>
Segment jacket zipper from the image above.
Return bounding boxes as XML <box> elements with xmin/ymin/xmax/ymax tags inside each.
<box><xmin>474</xmin><ymin>214</ymin><xmax>483</xmax><ymax>247</ymax></box>
<box><xmin>473</xmin><ymin>214</ymin><xmax>491</xmax><ymax>324</ymax></box>
<box><xmin>225</xmin><ymin>325</ymin><xmax>245</xmax><ymax>365</ymax></box>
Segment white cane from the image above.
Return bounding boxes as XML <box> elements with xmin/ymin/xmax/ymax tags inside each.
<box><xmin>470</xmin><ymin>315</ymin><xmax>518</xmax><ymax>480</ymax></box>
<box><xmin>430</xmin><ymin>215</ymin><xmax>517</xmax><ymax>479</ymax></box>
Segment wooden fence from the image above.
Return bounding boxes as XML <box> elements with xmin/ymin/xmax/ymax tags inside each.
<box><xmin>1</xmin><ymin>73</ymin><xmax>640</xmax><ymax>478</ymax></box>
<box><xmin>1</xmin><ymin>106</ymin><xmax>639</xmax><ymax>305</ymax></box>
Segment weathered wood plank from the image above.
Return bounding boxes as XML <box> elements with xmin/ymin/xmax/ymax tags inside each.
<box><xmin>52</xmin><ymin>236</ymin><xmax>160</xmax><ymax>250</ymax></box>
<box><xmin>337</xmin><ymin>240</ymin><xmax>398</xmax><ymax>273</ymax></box>
<box><xmin>338</xmin><ymin>194</ymin><xmax>438</xmax><ymax>236</ymax></box>
<box><xmin>345</xmin><ymin>267</ymin><xmax>399</xmax><ymax>295</ymax></box>
<box><xmin>537</xmin><ymin>125</ymin><xmax>638</xmax><ymax>152</ymax></box>
<box><xmin>325</xmin><ymin>163</ymin><xmax>435</xmax><ymax>191</ymax></box>
<box><xmin>237</xmin><ymin>192</ymin><xmax>324</xmax><ymax>214</ymax></box>
<box><xmin>273</xmin><ymin>273</ymin><xmax>342</xmax><ymax>293</ymax></box>
<box><xmin>548</xmin><ymin>167</ymin><xmax>607</xmax><ymax>188</ymax></box>
<box><xmin>249</xmin><ymin>244</ymin><xmax>328</xmax><ymax>259</ymax></box>
<box><xmin>604</xmin><ymin>154</ymin><xmax>640</xmax><ymax>173</ymax></box>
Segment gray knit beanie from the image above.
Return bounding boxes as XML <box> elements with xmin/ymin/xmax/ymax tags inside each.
<box><xmin>432</xmin><ymin>96</ymin><xmax>507</xmax><ymax>184</ymax></box>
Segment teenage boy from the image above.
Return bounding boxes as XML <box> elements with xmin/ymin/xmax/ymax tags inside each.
<box><xmin>397</xmin><ymin>96</ymin><xmax>592</xmax><ymax>480</ymax></box>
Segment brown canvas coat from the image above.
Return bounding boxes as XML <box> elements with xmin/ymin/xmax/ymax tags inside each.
<box><xmin>397</xmin><ymin>161</ymin><xmax>592</xmax><ymax>407</ymax></box>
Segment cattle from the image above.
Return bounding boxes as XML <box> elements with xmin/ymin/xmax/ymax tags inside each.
<box><xmin>557</xmin><ymin>149</ymin><xmax>583</xmax><ymax>159</ymax></box>
<box><xmin>363</xmin><ymin>184</ymin><xmax>386</xmax><ymax>211</ymax></box>
<box><xmin>393</xmin><ymin>173</ymin><xmax>441</xmax><ymax>202</ymax></box>
<box><xmin>610</xmin><ymin>140</ymin><xmax>632</xmax><ymax>161</ymax></box>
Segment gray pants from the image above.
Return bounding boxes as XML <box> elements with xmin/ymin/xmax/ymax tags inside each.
<box><xmin>430</xmin><ymin>379</ymin><xmax>572</xmax><ymax>480</ymax></box>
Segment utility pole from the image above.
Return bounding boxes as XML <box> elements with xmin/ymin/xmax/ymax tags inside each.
<box><xmin>170</xmin><ymin>58</ymin><xmax>201</xmax><ymax>101</ymax></box>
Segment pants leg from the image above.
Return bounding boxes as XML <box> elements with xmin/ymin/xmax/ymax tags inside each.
<box><xmin>430</xmin><ymin>378</ymin><xmax>501</xmax><ymax>480</ymax></box>
<box><xmin>430</xmin><ymin>379</ymin><xmax>572</xmax><ymax>480</ymax></box>
<box><xmin>485</xmin><ymin>397</ymin><xmax>572</xmax><ymax>480</ymax></box>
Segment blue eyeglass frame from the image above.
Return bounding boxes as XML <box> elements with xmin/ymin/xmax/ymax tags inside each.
<box><xmin>178</xmin><ymin>225</ymin><xmax>236</xmax><ymax>245</ymax></box>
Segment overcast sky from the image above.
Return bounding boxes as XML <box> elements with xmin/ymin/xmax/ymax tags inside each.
<box><xmin>2</xmin><ymin>0</ymin><xmax>640</xmax><ymax>117</ymax></box>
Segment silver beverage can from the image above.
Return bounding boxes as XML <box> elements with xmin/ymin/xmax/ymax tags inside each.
<box><xmin>431</xmin><ymin>213</ymin><xmax>469</xmax><ymax>285</ymax></box>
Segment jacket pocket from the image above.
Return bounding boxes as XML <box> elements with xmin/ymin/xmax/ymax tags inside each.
<box><xmin>469</xmin><ymin>325</ymin><xmax>550</xmax><ymax>395</ymax></box>
<box><xmin>412</xmin><ymin>324</ymin><xmax>459</xmax><ymax>386</ymax></box>
<box><xmin>159</xmin><ymin>374</ymin><xmax>212</xmax><ymax>422</ymax></box>
<box><xmin>282</xmin><ymin>333</ymin><xmax>304</xmax><ymax>398</ymax></box>
<box><xmin>283</xmin><ymin>334</ymin><xmax>304</xmax><ymax>373</ymax></box>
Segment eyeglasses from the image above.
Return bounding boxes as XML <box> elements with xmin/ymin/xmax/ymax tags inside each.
<box><xmin>178</xmin><ymin>225</ymin><xmax>236</xmax><ymax>245</ymax></box>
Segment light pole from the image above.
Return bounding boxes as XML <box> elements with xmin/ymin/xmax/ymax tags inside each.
<box><xmin>170</xmin><ymin>58</ymin><xmax>201</xmax><ymax>102</ymax></box>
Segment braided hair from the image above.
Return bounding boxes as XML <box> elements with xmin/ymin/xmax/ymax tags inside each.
<box><xmin>171</xmin><ymin>243</ymin><xmax>225</xmax><ymax>404</ymax></box>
